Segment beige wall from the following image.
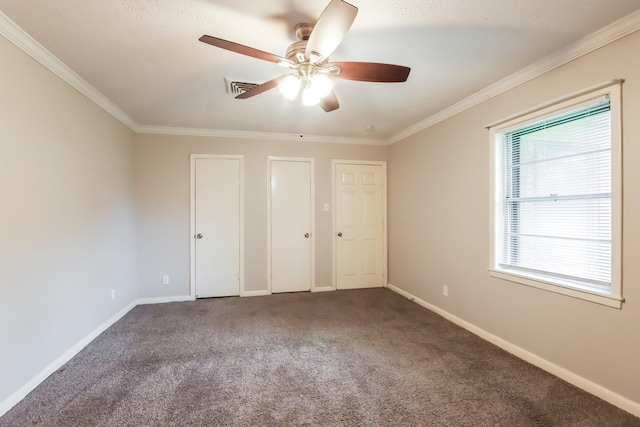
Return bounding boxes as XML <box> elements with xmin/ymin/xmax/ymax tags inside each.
<box><xmin>0</xmin><ymin>37</ymin><xmax>137</xmax><ymax>405</ymax></box>
<box><xmin>3</xmin><ymin>10</ymin><xmax>639</xmax><ymax>415</ymax></box>
<box><xmin>388</xmin><ymin>31</ymin><xmax>640</xmax><ymax>404</ymax></box>
<box><xmin>134</xmin><ymin>134</ymin><xmax>387</xmax><ymax>296</ymax></box>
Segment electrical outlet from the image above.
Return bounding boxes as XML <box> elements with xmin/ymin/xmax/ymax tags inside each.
<box><xmin>111</xmin><ymin>289</ymin><xmax>116</xmax><ymax>300</ymax></box>
<box><xmin>442</xmin><ymin>285</ymin><xmax>448</xmax><ymax>297</ymax></box>
<box><xmin>162</xmin><ymin>275</ymin><xmax>170</xmax><ymax>285</ymax></box>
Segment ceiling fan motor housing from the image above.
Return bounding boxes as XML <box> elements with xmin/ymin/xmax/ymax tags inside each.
<box><xmin>287</xmin><ymin>23</ymin><xmax>317</xmax><ymax>64</ymax></box>
<box><xmin>294</xmin><ymin>23</ymin><xmax>314</xmax><ymax>41</ymax></box>
<box><xmin>285</xmin><ymin>40</ymin><xmax>308</xmax><ymax>64</ymax></box>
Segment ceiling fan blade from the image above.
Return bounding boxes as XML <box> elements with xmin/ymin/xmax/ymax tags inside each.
<box><xmin>329</xmin><ymin>62</ymin><xmax>411</xmax><ymax>82</ymax></box>
<box><xmin>235</xmin><ymin>75</ymin><xmax>289</xmax><ymax>99</ymax></box>
<box><xmin>305</xmin><ymin>0</ymin><xmax>358</xmax><ymax>63</ymax></box>
<box><xmin>320</xmin><ymin>90</ymin><xmax>340</xmax><ymax>112</ymax></box>
<box><xmin>199</xmin><ymin>35</ymin><xmax>289</xmax><ymax>65</ymax></box>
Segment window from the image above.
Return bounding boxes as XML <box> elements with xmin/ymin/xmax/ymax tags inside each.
<box><xmin>489</xmin><ymin>82</ymin><xmax>623</xmax><ymax>308</ymax></box>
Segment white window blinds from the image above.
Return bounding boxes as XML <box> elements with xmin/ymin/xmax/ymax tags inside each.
<box><xmin>494</xmin><ymin>96</ymin><xmax>612</xmax><ymax>291</ymax></box>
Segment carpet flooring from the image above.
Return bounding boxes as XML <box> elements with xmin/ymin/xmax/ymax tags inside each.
<box><xmin>1</xmin><ymin>288</ymin><xmax>639</xmax><ymax>426</ymax></box>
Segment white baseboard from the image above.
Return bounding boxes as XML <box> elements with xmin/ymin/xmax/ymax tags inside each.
<box><xmin>312</xmin><ymin>285</ymin><xmax>335</xmax><ymax>292</ymax></box>
<box><xmin>241</xmin><ymin>290</ymin><xmax>270</xmax><ymax>297</ymax></box>
<box><xmin>0</xmin><ymin>301</ymin><xmax>137</xmax><ymax>417</ymax></box>
<box><xmin>8</xmin><ymin>287</ymin><xmax>637</xmax><ymax>419</ymax></box>
<box><xmin>136</xmin><ymin>295</ymin><xmax>194</xmax><ymax>305</ymax></box>
<box><xmin>386</xmin><ymin>283</ymin><xmax>640</xmax><ymax>418</ymax></box>
<box><xmin>0</xmin><ymin>294</ymin><xmax>197</xmax><ymax>417</ymax></box>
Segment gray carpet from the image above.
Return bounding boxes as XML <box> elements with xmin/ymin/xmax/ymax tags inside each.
<box><xmin>2</xmin><ymin>288</ymin><xmax>639</xmax><ymax>426</ymax></box>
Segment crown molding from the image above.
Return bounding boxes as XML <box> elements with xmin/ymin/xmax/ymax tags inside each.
<box><xmin>386</xmin><ymin>9</ymin><xmax>640</xmax><ymax>145</ymax></box>
<box><xmin>0</xmin><ymin>11</ymin><xmax>138</xmax><ymax>130</ymax></box>
<box><xmin>135</xmin><ymin>125</ymin><xmax>386</xmax><ymax>145</ymax></box>
<box><xmin>3</xmin><ymin>7</ymin><xmax>639</xmax><ymax>146</ymax></box>
<box><xmin>0</xmin><ymin>10</ymin><xmax>384</xmax><ymax>146</ymax></box>
<box><xmin>0</xmin><ymin>10</ymin><xmax>382</xmax><ymax>146</ymax></box>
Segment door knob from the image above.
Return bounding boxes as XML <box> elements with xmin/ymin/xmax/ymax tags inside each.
<box><xmin>195</xmin><ymin>233</ymin><xmax>203</xmax><ymax>239</ymax></box>
<box><xmin>304</xmin><ymin>233</ymin><xmax>310</xmax><ymax>238</ymax></box>
<box><xmin>337</xmin><ymin>232</ymin><xmax>342</xmax><ymax>237</ymax></box>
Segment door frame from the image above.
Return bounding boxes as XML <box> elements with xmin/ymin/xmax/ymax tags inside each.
<box><xmin>267</xmin><ymin>156</ymin><xmax>316</xmax><ymax>294</ymax></box>
<box><xmin>189</xmin><ymin>154</ymin><xmax>245</xmax><ymax>298</ymax></box>
<box><xmin>331</xmin><ymin>160</ymin><xmax>387</xmax><ymax>291</ymax></box>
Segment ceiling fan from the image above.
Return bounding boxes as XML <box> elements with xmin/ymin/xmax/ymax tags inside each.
<box><xmin>199</xmin><ymin>0</ymin><xmax>411</xmax><ymax>112</ymax></box>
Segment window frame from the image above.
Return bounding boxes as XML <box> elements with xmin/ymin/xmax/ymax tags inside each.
<box><xmin>488</xmin><ymin>81</ymin><xmax>623</xmax><ymax>308</ymax></box>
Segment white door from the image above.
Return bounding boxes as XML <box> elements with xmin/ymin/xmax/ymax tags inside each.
<box><xmin>191</xmin><ymin>155</ymin><xmax>243</xmax><ymax>298</ymax></box>
<box><xmin>334</xmin><ymin>162</ymin><xmax>386</xmax><ymax>289</ymax></box>
<box><xmin>269</xmin><ymin>158</ymin><xmax>314</xmax><ymax>293</ymax></box>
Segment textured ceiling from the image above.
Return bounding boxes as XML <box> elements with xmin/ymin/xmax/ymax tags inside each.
<box><xmin>1</xmin><ymin>0</ymin><xmax>640</xmax><ymax>142</ymax></box>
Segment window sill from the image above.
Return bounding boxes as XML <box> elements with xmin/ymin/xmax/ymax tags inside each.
<box><xmin>488</xmin><ymin>268</ymin><xmax>624</xmax><ymax>309</ymax></box>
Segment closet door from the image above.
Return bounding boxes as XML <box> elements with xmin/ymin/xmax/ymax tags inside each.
<box><xmin>335</xmin><ymin>162</ymin><xmax>386</xmax><ymax>289</ymax></box>
<box><xmin>269</xmin><ymin>157</ymin><xmax>314</xmax><ymax>293</ymax></box>
<box><xmin>191</xmin><ymin>155</ymin><xmax>243</xmax><ymax>297</ymax></box>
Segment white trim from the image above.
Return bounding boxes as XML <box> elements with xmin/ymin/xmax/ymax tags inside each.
<box><xmin>267</xmin><ymin>156</ymin><xmax>316</xmax><ymax>294</ymax></box>
<box><xmin>0</xmin><ymin>11</ymin><xmax>138</xmax><ymax>131</ymax></box>
<box><xmin>0</xmin><ymin>301</ymin><xmax>137</xmax><ymax>417</ymax></box>
<box><xmin>0</xmin><ymin>293</ymin><xmax>230</xmax><ymax>417</ymax></box>
<box><xmin>3</xmin><ymin>6</ymin><xmax>638</xmax><ymax>146</ymax></box>
<box><xmin>332</xmin><ymin>160</ymin><xmax>388</xmax><ymax>290</ymax></box>
<box><xmin>267</xmin><ymin>156</ymin><xmax>273</xmax><ymax>296</ymax></box>
<box><xmin>241</xmin><ymin>290</ymin><xmax>271</xmax><ymax>297</ymax></box>
<box><xmin>312</xmin><ymin>285</ymin><xmax>335</xmax><ymax>293</ymax></box>
<box><xmin>136</xmin><ymin>295</ymin><xmax>195</xmax><ymax>305</ymax></box>
<box><xmin>484</xmin><ymin>79</ymin><xmax>623</xmax><ymax>129</ymax></box>
<box><xmin>387</xmin><ymin>10</ymin><xmax>640</xmax><ymax>144</ymax></box>
<box><xmin>488</xmin><ymin>269</ymin><xmax>623</xmax><ymax>309</ymax></box>
<box><xmin>0</xmin><ymin>11</ymin><xmax>384</xmax><ymax>145</ymax></box>
<box><xmin>331</xmin><ymin>162</ymin><xmax>338</xmax><ymax>291</ymax></box>
<box><xmin>488</xmin><ymin>82</ymin><xmax>623</xmax><ymax>308</ymax></box>
<box><xmin>189</xmin><ymin>155</ymin><xmax>197</xmax><ymax>298</ymax></box>
<box><xmin>386</xmin><ymin>284</ymin><xmax>640</xmax><ymax>418</ymax></box>
<box><xmin>136</xmin><ymin>126</ymin><xmax>385</xmax><ymax>146</ymax></box>
<box><xmin>3</xmin><ymin>287</ymin><xmax>638</xmax><ymax>418</ymax></box>
<box><xmin>610</xmin><ymin>84</ymin><xmax>624</xmax><ymax>304</ymax></box>
<box><xmin>189</xmin><ymin>154</ymin><xmax>245</xmax><ymax>298</ymax></box>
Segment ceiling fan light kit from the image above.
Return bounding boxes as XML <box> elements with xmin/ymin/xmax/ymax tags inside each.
<box><xmin>302</xmin><ymin>87</ymin><xmax>321</xmax><ymax>106</ymax></box>
<box><xmin>279</xmin><ymin>75</ymin><xmax>302</xmax><ymax>100</ymax></box>
<box><xmin>199</xmin><ymin>0</ymin><xmax>411</xmax><ymax>112</ymax></box>
<box><xmin>309</xmin><ymin>74</ymin><xmax>333</xmax><ymax>98</ymax></box>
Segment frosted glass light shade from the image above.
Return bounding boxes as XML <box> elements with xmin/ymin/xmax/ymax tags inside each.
<box><xmin>310</xmin><ymin>74</ymin><xmax>333</xmax><ymax>98</ymax></box>
<box><xmin>278</xmin><ymin>75</ymin><xmax>301</xmax><ymax>100</ymax></box>
<box><xmin>302</xmin><ymin>87</ymin><xmax>321</xmax><ymax>106</ymax></box>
